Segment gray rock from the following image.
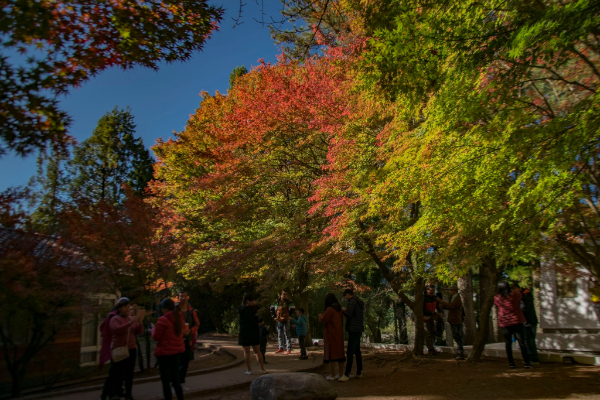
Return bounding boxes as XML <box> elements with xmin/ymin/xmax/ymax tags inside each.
<box><xmin>250</xmin><ymin>372</ymin><xmax>337</xmax><ymax>400</ymax></box>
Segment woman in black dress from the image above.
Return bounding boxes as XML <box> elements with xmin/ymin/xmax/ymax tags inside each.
<box><xmin>238</xmin><ymin>293</ymin><xmax>266</xmax><ymax>375</ymax></box>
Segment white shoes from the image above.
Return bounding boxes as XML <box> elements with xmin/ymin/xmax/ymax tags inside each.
<box><xmin>325</xmin><ymin>375</ymin><xmax>335</xmax><ymax>381</ymax></box>
<box><xmin>181</xmin><ymin>385</ymin><xmax>190</xmax><ymax>392</ymax></box>
<box><xmin>349</xmin><ymin>374</ymin><xmax>363</xmax><ymax>379</ymax></box>
<box><xmin>245</xmin><ymin>370</ymin><xmax>252</xmax><ymax>375</ymax></box>
<box><xmin>338</xmin><ymin>375</ymin><xmax>349</xmax><ymax>382</ymax></box>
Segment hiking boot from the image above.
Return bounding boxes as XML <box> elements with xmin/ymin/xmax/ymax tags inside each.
<box><xmin>338</xmin><ymin>375</ymin><xmax>349</xmax><ymax>382</ymax></box>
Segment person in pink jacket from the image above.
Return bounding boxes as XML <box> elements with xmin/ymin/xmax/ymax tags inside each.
<box><xmin>152</xmin><ymin>298</ymin><xmax>185</xmax><ymax>400</ymax></box>
<box><xmin>494</xmin><ymin>281</ymin><xmax>532</xmax><ymax>369</ymax></box>
<box><xmin>103</xmin><ymin>297</ymin><xmax>144</xmax><ymax>400</ymax></box>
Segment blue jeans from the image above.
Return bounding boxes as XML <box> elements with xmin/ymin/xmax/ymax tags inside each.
<box><xmin>277</xmin><ymin>321</ymin><xmax>291</xmax><ymax>351</ymax></box>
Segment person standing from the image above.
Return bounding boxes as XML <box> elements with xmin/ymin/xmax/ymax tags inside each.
<box><xmin>105</xmin><ymin>298</ymin><xmax>144</xmax><ymax>400</ymax></box>
<box><xmin>291</xmin><ymin>308</ymin><xmax>308</xmax><ymax>360</ymax></box>
<box><xmin>175</xmin><ymin>291</ymin><xmax>199</xmax><ymax>390</ymax></box>
<box><xmin>273</xmin><ymin>290</ymin><xmax>293</xmax><ymax>354</ymax></box>
<box><xmin>319</xmin><ymin>293</ymin><xmax>345</xmax><ymax>381</ymax></box>
<box><xmin>339</xmin><ymin>289</ymin><xmax>364</xmax><ymax>381</ymax></box>
<box><xmin>437</xmin><ymin>286</ymin><xmax>465</xmax><ymax>360</ymax></box>
<box><xmin>238</xmin><ymin>293</ymin><xmax>266</xmax><ymax>375</ymax></box>
<box><xmin>152</xmin><ymin>298</ymin><xmax>185</xmax><ymax>400</ymax></box>
<box><xmin>423</xmin><ymin>285</ymin><xmax>442</xmax><ymax>355</ymax></box>
<box><xmin>518</xmin><ymin>284</ymin><xmax>540</xmax><ymax>364</ymax></box>
<box><xmin>494</xmin><ymin>281</ymin><xmax>532</xmax><ymax>369</ymax></box>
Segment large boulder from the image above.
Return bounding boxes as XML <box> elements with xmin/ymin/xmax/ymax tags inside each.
<box><xmin>250</xmin><ymin>372</ymin><xmax>337</xmax><ymax>400</ymax></box>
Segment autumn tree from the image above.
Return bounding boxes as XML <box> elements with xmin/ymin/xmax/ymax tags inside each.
<box><xmin>68</xmin><ymin>107</ymin><xmax>153</xmax><ymax>204</ymax></box>
<box><xmin>0</xmin><ymin>191</ymin><xmax>89</xmax><ymax>398</ymax></box>
<box><xmin>62</xmin><ymin>185</ymin><xmax>187</xmax><ymax>302</ymax></box>
<box><xmin>346</xmin><ymin>0</ymin><xmax>600</xmax><ymax>360</ymax></box>
<box><xmin>0</xmin><ymin>0</ymin><xmax>223</xmax><ymax>157</ymax></box>
<box><xmin>152</xmin><ymin>52</ymin><xmax>362</xmax><ymax>346</ymax></box>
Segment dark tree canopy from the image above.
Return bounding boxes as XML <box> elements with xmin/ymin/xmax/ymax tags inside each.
<box><xmin>0</xmin><ymin>0</ymin><xmax>223</xmax><ymax>157</ymax></box>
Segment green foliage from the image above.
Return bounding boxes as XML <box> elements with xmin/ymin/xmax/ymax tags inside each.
<box><xmin>28</xmin><ymin>148</ymin><xmax>69</xmax><ymax>234</ymax></box>
<box><xmin>229</xmin><ymin>65</ymin><xmax>248</xmax><ymax>88</ymax></box>
<box><xmin>69</xmin><ymin>106</ymin><xmax>153</xmax><ymax>204</ymax></box>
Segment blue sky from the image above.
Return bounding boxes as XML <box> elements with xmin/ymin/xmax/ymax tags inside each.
<box><xmin>0</xmin><ymin>1</ymin><xmax>288</xmax><ymax>192</ymax></box>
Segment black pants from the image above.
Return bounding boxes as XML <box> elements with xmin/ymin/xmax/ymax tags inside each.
<box><xmin>503</xmin><ymin>324</ymin><xmax>531</xmax><ymax>365</ymax></box>
<box><xmin>106</xmin><ymin>348</ymin><xmax>136</xmax><ymax>399</ymax></box>
<box><xmin>158</xmin><ymin>353</ymin><xmax>183</xmax><ymax>400</ymax></box>
<box><xmin>178</xmin><ymin>346</ymin><xmax>193</xmax><ymax>384</ymax></box>
<box><xmin>298</xmin><ymin>335</ymin><xmax>306</xmax><ymax>357</ymax></box>
<box><xmin>260</xmin><ymin>341</ymin><xmax>267</xmax><ymax>362</ymax></box>
<box><xmin>523</xmin><ymin>323</ymin><xmax>539</xmax><ymax>362</ymax></box>
<box><xmin>344</xmin><ymin>332</ymin><xmax>363</xmax><ymax>376</ymax></box>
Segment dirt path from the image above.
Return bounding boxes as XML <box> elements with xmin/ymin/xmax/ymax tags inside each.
<box><xmin>198</xmin><ymin>350</ymin><xmax>600</xmax><ymax>400</ymax></box>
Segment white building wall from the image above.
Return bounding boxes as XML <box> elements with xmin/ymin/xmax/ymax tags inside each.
<box><xmin>538</xmin><ymin>261</ymin><xmax>600</xmax><ymax>352</ymax></box>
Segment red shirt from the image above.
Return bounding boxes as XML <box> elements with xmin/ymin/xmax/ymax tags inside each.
<box><xmin>494</xmin><ymin>292</ymin><xmax>526</xmax><ymax>328</ymax></box>
<box><xmin>152</xmin><ymin>311</ymin><xmax>185</xmax><ymax>357</ymax></box>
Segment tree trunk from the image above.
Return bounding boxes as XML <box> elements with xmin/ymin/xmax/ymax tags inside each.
<box><xmin>393</xmin><ymin>303</ymin><xmax>399</xmax><ymax>344</ymax></box>
<box><xmin>398</xmin><ymin>301</ymin><xmax>408</xmax><ymax>344</ymax></box>
<box><xmin>9</xmin><ymin>366</ymin><xmax>23</xmax><ymax>398</ymax></box>
<box><xmin>458</xmin><ymin>272</ymin><xmax>476</xmax><ymax>345</ymax></box>
<box><xmin>468</xmin><ymin>257</ymin><xmax>503</xmax><ymax>361</ymax></box>
<box><xmin>412</xmin><ymin>278</ymin><xmax>425</xmax><ymax>356</ymax></box>
<box><xmin>442</xmin><ymin>285</ymin><xmax>453</xmax><ymax>347</ymax></box>
<box><xmin>299</xmin><ymin>290</ymin><xmax>312</xmax><ymax>347</ymax></box>
<box><xmin>491</xmin><ymin>306</ymin><xmax>503</xmax><ymax>342</ymax></box>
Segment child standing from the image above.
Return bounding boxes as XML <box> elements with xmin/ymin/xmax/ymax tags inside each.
<box><xmin>258</xmin><ymin>317</ymin><xmax>269</xmax><ymax>364</ymax></box>
<box><xmin>291</xmin><ymin>308</ymin><xmax>308</xmax><ymax>360</ymax></box>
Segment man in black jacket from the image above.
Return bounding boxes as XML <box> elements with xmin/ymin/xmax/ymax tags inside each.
<box><xmin>339</xmin><ymin>289</ymin><xmax>365</xmax><ymax>382</ymax></box>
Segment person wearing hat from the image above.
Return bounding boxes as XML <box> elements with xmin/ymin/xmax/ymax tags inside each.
<box><xmin>437</xmin><ymin>286</ymin><xmax>465</xmax><ymax>360</ymax></box>
<box><xmin>104</xmin><ymin>297</ymin><xmax>145</xmax><ymax>400</ymax></box>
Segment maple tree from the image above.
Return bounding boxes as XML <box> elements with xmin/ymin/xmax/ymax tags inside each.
<box><xmin>152</xmin><ymin>53</ymin><xmax>362</xmax><ymax>346</ymax></box>
<box><xmin>345</xmin><ymin>0</ymin><xmax>600</xmax><ymax>360</ymax></box>
<box><xmin>0</xmin><ymin>0</ymin><xmax>223</xmax><ymax>157</ymax></box>
<box><xmin>62</xmin><ymin>185</ymin><xmax>187</xmax><ymax>302</ymax></box>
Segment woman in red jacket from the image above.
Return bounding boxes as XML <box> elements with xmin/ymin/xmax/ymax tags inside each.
<box><xmin>319</xmin><ymin>293</ymin><xmax>346</xmax><ymax>381</ymax></box>
<box><xmin>494</xmin><ymin>281</ymin><xmax>532</xmax><ymax>369</ymax></box>
<box><xmin>152</xmin><ymin>298</ymin><xmax>185</xmax><ymax>400</ymax></box>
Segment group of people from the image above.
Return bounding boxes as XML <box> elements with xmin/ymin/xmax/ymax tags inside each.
<box><xmin>98</xmin><ymin>291</ymin><xmax>199</xmax><ymax>400</ymax></box>
<box><xmin>422</xmin><ymin>281</ymin><xmax>540</xmax><ymax>368</ymax></box>
<box><xmin>237</xmin><ymin>289</ymin><xmax>366</xmax><ymax>381</ymax></box>
<box><xmin>99</xmin><ymin>281</ymin><xmax>539</xmax><ymax>400</ymax></box>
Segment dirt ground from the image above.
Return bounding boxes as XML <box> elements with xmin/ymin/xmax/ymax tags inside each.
<box><xmin>198</xmin><ymin>349</ymin><xmax>600</xmax><ymax>400</ymax></box>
